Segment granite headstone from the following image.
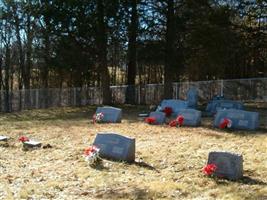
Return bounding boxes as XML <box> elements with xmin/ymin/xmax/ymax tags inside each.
<box><xmin>93</xmin><ymin>133</ymin><xmax>135</xmax><ymax>162</ymax></box>
<box><xmin>186</xmin><ymin>88</ymin><xmax>198</xmax><ymax>108</ymax></box>
<box><xmin>149</xmin><ymin>111</ymin><xmax>166</xmax><ymax>124</ymax></box>
<box><xmin>207</xmin><ymin>151</ymin><xmax>243</xmax><ymax>180</ymax></box>
<box><xmin>95</xmin><ymin>106</ymin><xmax>122</xmax><ymax>123</ymax></box>
<box><xmin>177</xmin><ymin>109</ymin><xmax>201</xmax><ymax>126</ymax></box>
<box><xmin>206</xmin><ymin>100</ymin><xmax>244</xmax><ymax>115</ymax></box>
<box><xmin>157</xmin><ymin>99</ymin><xmax>188</xmax><ymax>116</ymax></box>
<box><xmin>214</xmin><ymin>109</ymin><xmax>259</xmax><ymax>130</ymax></box>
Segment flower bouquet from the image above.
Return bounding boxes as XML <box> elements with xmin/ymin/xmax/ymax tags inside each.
<box><xmin>202</xmin><ymin>163</ymin><xmax>217</xmax><ymax>177</ymax></box>
<box><xmin>219</xmin><ymin>118</ymin><xmax>232</xmax><ymax>129</ymax></box>
<box><xmin>162</xmin><ymin>107</ymin><xmax>173</xmax><ymax>117</ymax></box>
<box><xmin>93</xmin><ymin>112</ymin><xmax>104</xmax><ymax>124</ymax></box>
<box><xmin>144</xmin><ymin>117</ymin><xmax>157</xmax><ymax>125</ymax></box>
<box><xmin>19</xmin><ymin>136</ymin><xmax>30</xmax><ymax>143</ymax></box>
<box><xmin>83</xmin><ymin>145</ymin><xmax>101</xmax><ymax>166</ymax></box>
<box><xmin>168</xmin><ymin>115</ymin><xmax>184</xmax><ymax>127</ymax></box>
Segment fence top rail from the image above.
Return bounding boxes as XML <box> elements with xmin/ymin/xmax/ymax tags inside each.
<box><xmin>0</xmin><ymin>77</ymin><xmax>266</xmax><ymax>92</ymax></box>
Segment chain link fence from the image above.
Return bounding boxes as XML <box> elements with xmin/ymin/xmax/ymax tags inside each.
<box><xmin>0</xmin><ymin>78</ymin><xmax>267</xmax><ymax>112</ymax></box>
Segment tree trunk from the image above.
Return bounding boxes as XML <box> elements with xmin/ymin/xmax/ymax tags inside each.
<box><xmin>126</xmin><ymin>0</ymin><xmax>138</xmax><ymax>104</ymax></box>
<box><xmin>96</xmin><ymin>0</ymin><xmax>111</xmax><ymax>105</ymax></box>
<box><xmin>164</xmin><ymin>0</ymin><xmax>175</xmax><ymax>99</ymax></box>
<box><xmin>24</xmin><ymin>14</ymin><xmax>33</xmax><ymax>109</ymax></box>
<box><xmin>4</xmin><ymin>47</ymin><xmax>10</xmax><ymax>112</ymax></box>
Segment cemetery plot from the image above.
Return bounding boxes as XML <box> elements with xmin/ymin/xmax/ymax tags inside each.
<box><xmin>95</xmin><ymin>106</ymin><xmax>122</xmax><ymax>123</ymax></box>
<box><xmin>177</xmin><ymin>109</ymin><xmax>201</xmax><ymax>126</ymax></box>
<box><xmin>207</xmin><ymin>151</ymin><xmax>243</xmax><ymax>180</ymax></box>
<box><xmin>93</xmin><ymin>133</ymin><xmax>135</xmax><ymax>162</ymax></box>
<box><xmin>214</xmin><ymin>109</ymin><xmax>259</xmax><ymax>130</ymax></box>
<box><xmin>0</xmin><ymin>106</ymin><xmax>266</xmax><ymax>200</ymax></box>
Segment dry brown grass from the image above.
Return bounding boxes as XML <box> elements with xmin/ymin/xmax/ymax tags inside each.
<box><xmin>0</xmin><ymin>106</ymin><xmax>266</xmax><ymax>200</ymax></box>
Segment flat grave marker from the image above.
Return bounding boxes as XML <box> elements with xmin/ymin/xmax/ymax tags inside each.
<box><xmin>0</xmin><ymin>136</ymin><xmax>9</xmax><ymax>142</ymax></box>
<box><xmin>177</xmin><ymin>109</ymin><xmax>201</xmax><ymax>126</ymax></box>
<box><xmin>23</xmin><ymin>140</ymin><xmax>42</xmax><ymax>149</ymax></box>
<box><xmin>214</xmin><ymin>109</ymin><xmax>259</xmax><ymax>130</ymax></box>
<box><xmin>93</xmin><ymin>133</ymin><xmax>135</xmax><ymax>162</ymax></box>
<box><xmin>95</xmin><ymin>106</ymin><xmax>122</xmax><ymax>123</ymax></box>
<box><xmin>207</xmin><ymin>151</ymin><xmax>243</xmax><ymax>180</ymax></box>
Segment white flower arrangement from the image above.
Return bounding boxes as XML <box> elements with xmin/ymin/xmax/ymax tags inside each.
<box><xmin>83</xmin><ymin>145</ymin><xmax>101</xmax><ymax>166</ymax></box>
<box><xmin>93</xmin><ymin>112</ymin><xmax>104</xmax><ymax>123</ymax></box>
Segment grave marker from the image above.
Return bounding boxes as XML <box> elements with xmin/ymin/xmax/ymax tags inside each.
<box><xmin>177</xmin><ymin>109</ymin><xmax>201</xmax><ymax>126</ymax></box>
<box><xmin>0</xmin><ymin>136</ymin><xmax>9</xmax><ymax>142</ymax></box>
<box><xmin>149</xmin><ymin>111</ymin><xmax>166</xmax><ymax>124</ymax></box>
<box><xmin>214</xmin><ymin>109</ymin><xmax>259</xmax><ymax>130</ymax></box>
<box><xmin>206</xmin><ymin>100</ymin><xmax>244</xmax><ymax>115</ymax></box>
<box><xmin>93</xmin><ymin>133</ymin><xmax>135</xmax><ymax>162</ymax></box>
<box><xmin>157</xmin><ymin>99</ymin><xmax>188</xmax><ymax>116</ymax></box>
<box><xmin>23</xmin><ymin>140</ymin><xmax>42</xmax><ymax>149</ymax></box>
<box><xmin>207</xmin><ymin>151</ymin><xmax>243</xmax><ymax>180</ymax></box>
<box><xmin>95</xmin><ymin>106</ymin><xmax>122</xmax><ymax>123</ymax></box>
<box><xmin>186</xmin><ymin>88</ymin><xmax>198</xmax><ymax>108</ymax></box>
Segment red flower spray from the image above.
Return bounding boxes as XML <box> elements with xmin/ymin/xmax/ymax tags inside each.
<box><xmin>18</xmin><ymin>136</ymin><xmax>29</xmax><ymax>143</ymax></box>
<box><xmin>163</xmin><ymin>107</ymin><xmax>173</xmax><ymax>117</ymax></box>
<box><xmin>177</xmin><ymin>115</ymin><xmax>184</xmax><ymax>126</ymax></box>
<box><xmin>145</xmin><ymin>117</ymin><xmax>157</xmax><ymax>124</ymax></box>
<box><xmin>169</xmin><ymin>119</ymin><xmax>178</xmax><ymax>127</ymax></box>
<box><xmin>202</xmin><ymin>164</ymin><xmax>217</xmax><ymax>176</ymax></box>
<box><xmin>168</xmin><ymin>115</ymin><xmax>184</xmax><ymax>127</ymax></box>
<box><xmin>219</xmin><ymin>118</ymin><xmax>232</xmax><ymax>129</ymax></box>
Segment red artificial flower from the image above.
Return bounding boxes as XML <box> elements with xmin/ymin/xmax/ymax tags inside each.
<box><xmin>177</xmin><ymin>115</ymin><xmax>184</xmax><ymax>126</ymax></box>
<box><xmin>145</xmin><ymin>117</ymin><xmax>157</xmax><ymax>124</ymax></box>
<box><xmin>203</xmin><ymin>163</ymin><xmax>217</xmax><ymax>176</ymax></box>
<box><xmin>219</xmin><ymin>118</ymin><xmax>232</xmax><ymax>129</ymax></box>
<box><xmin>84</xmin><ymin>145</ymin><xmax>99</xmax><ymax>156</ymax></box>
<box><xmin>169</xmin><ymin>119</ymin><xmax>178</xmax><ymax>127</ymax></box>
<box><xmin>163</xmin><ymin>107</ymin><xmax>173</xmax><ymax>117</ymax></box>
<box><xmin>18</xmin><ymin>136</ymin><xmax>29</xmax><ymax>143</ymax></box>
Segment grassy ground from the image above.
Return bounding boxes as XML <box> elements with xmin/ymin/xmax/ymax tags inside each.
<box><xmin>0</xmin><ymin>106</ymin><xmax>266</xmax><ymax>200</ymax></box>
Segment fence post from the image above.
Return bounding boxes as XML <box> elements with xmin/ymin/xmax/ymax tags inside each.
<box><xmin>73</xmin><ymin>87</ymin><xmax>76</xmax><ymax>106</ymax></box>
<box><xmin>35</xmin><ymin>89</ymin><xmax>39</xmax><ymax>109</ymax></box>
<box><xmin>220</xmin><ymin>79</ymin><xmax>224</xmax><ymax>97</ymax></box>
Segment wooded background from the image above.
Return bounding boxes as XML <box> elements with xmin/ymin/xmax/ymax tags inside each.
<box><xmin>0</xmin><ymin>0</ymin><xmax>266</xmax><ymax>109</ymax></box>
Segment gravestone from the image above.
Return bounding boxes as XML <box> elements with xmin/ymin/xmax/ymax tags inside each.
<box><xmin>177</xmin><ymin>109</ymin><xmax>201</xmax><ymax>126</ymax></box>
<box><xmin>23</xmin><ymin>140</ymin><xmax>42</xmax><ymax>149</ymax></box>
<box><xmin>212</xmin><ymin>95</ymin><xmax>225</xmax><ymax>100</ymax></box>
<box><xmin>95</xmin><ymin>106</ymin><xmax>122</xmax><ymax>123</ymax></box>
<box><xmin>207</xmin><ymin>151</ymin><xmax>243</xmax><ymax>180</ymax></box>
<box><xmin>149</xmin><ymin>111</ymin><xmax>166</xmax><ymax>124</ymax></box>
<box><xmin>206</xmin><ymin>100</ymin><xmax>244</xmax><ymax>115</ymax></box>
<box><xmin>157</xmin><ymin>99</ymin><xmax>188</xmax><ymax>116</ymax></box>
<box><xmin>138</xmin><ymin>113</ymin><xmax>149</xmax><ymax>117</ymax></box>
<box><xmin>93</xmin><ymin>133</ymin><xmax>135</xmax><ymax>162</ymax></box>
<box><xmin>214</xmin><ymin>109</ymin><xmax>259</xmax><ymax>130</ymax></box>
<box><xmin>186</xmin><ymin>88</ymin><xmax>198</xmax><ymax>108</ymax></box>
<box><xmin>0</xmin><ymin>136</ymin><xmax>9</xmax><ymax>142</ymax></box>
